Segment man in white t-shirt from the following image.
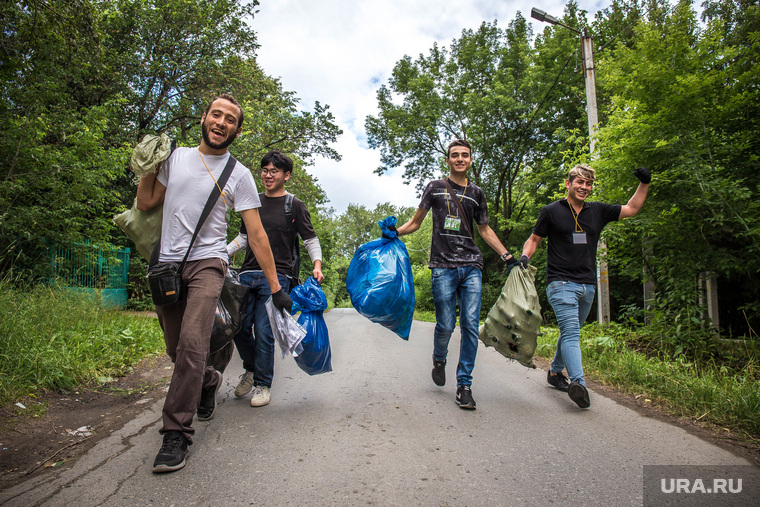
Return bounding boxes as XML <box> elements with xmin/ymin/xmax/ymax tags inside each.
<box><xmin>137</xmin><ymin>94</ymin><xmax>292</xmax><ymax>474</ymax></box>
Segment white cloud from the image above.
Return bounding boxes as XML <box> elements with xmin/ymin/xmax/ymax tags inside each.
<box><xmin>253</xmin><ymin>0</ymin><xmax>607</xmax><ymax>213</ymax></box>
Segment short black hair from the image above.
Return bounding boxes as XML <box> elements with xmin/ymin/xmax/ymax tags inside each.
<box><xmin>204</xmin><ymin>93</ymin><xmax>244</xmax><ymax>129</ymax></box>
<box><xmin>260</xmin><ymin>150</ymin><xmax>293</xmax><ymax>174</ymax></box>
<box><xmin>446</xmin><ymin>139</ymin><xmax>472</xmax><ymax>157</ymax></box>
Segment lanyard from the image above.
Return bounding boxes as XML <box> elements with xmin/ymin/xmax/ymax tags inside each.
<box><xmin>445</xmin><ymin>178</ymin><xmax>468</xmax><ymax>217</ymax></box>
<box><xmin>198</xmin><ymin>148</ymin><xmax>229</xmax><ymax>208</ymax></box>
<box><xmin>567</xmin><ymin>200</ymin><xmax>584</xmax><ymax>233</ymax></box>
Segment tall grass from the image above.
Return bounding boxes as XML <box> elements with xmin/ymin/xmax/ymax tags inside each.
<box><xmin>0</xmin><ymin>277</ymin><xmax>165</xmax><ymax>407</ymax></box>
<box><xmin>536</xmin><ymin>323</ymin><xmax>760</xmax><ymax>441</ymax></box>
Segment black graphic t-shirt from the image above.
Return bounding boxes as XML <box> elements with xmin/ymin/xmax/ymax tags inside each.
<box><xmin>418</xmin><ymin>179</ymin><xmax>489</xmax><ymax>270</ymax></box>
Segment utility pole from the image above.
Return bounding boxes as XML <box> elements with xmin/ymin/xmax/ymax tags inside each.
<box><xmin>531</xmin><ymin>8</ymin><xmax>611</xmax><ymax>323</ymax></box>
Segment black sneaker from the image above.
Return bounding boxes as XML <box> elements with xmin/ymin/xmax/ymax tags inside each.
<box><xmin>568</xmin><ymin>382</ymin><xmax>591</xmax><ymax>408</ymax></box>
<box><xmin>197</xmin><ymin>370</ymin><xmax>222</xmax><ymax>421</ymax></box>
<box><xmin>547</xmin><ymin>371</ymin><xmax>570</xmax><ymax>392</ymax></box>
<box><xmin>456</xmin><ymin>385</ymin><xmax>476</xmax><ymax>410</ymax></box>
<box><xmin>432</xmin><ymin>357</ymin><xmax>446</xmax><ymax>386</ymax></box>
<box><xmin>152</xmin><ymin>431</ymin><xmax>189</xmax><ymax>473</ymax></box>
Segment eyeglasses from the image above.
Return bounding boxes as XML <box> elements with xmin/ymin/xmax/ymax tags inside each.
<box><xmin>261</xmin><ymin>168</ymin><xmax>281</xmax><ymax>176</ymax></box>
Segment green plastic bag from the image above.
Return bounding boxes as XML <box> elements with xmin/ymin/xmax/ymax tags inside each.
<box><xmin>113</xmin><ymin>200</ymin><xmax>163</xmax><ymax>261</ymax></box>
<box><xmin>479</xmin><ymin>265</ymin><xmax>542</xmax><ymax>368</ymax></box>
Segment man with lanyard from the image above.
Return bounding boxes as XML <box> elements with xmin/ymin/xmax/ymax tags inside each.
<box><xmin>226</xmin><ymin>150</ymin><xmax>325</xmax><ymax>407</ymax></box>
<box><xmin>521</xmin><ymin>164</ymin><xmax>651</xmax><ymax>408</ymax></box>
<box><xmin>396</xmin><ymin>139</ymin><xmax>519</xmax><ymax>410</ymax></box>
<box><xmin>137</xmin><ymin>94</ymin><xmax>292</xmax><ymax>473</ymax></box>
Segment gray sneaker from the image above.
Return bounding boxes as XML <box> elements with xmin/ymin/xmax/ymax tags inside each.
<box><xmin>234</xmin><ymin>371</ymin><xmax>254</xmax><ymax>398</ymax></box>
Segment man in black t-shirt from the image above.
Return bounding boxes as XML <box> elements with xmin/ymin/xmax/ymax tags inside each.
<box><xmin>522</xmin><ymin>164</ymin><xmax>651</xmax><ymax>408</ymax></box>
<box><xmin>397</xmin><ymin>140</ymin><xmax>519</xmax><ymax>410</ymax></box>
<box><xmin>226</xmin><ymin>150</ymin><xmax>324</xmax><ymax>407</ymax></box>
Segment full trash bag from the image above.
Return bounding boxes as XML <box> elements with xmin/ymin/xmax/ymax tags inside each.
<box><xmin>290</xmin><ymin>277</ymin><xmax>332</xmax><ymax>375</ymax></box>
<box><xmin>210</xmin><ymin>268</ymin><xmax>250</xmax><ymax>355</ymax></box>
<box><xmin>479</xmin><ymin>264</ymin><xmax>542</xmax><ymax>368</ymax></box>
<box><xmin>346</xmin><ymin>216</ymin><xmax>414</xmax><ymax>340</ymax></box>
<box><xmin>114</xmin><ymin>134</ymin><xmax>173</xmax><ymax>260</ymax></box>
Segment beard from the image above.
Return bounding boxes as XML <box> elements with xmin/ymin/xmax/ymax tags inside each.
<box><xmin>201</xmin><ymin>119</ymin><xmax>237</xmax><ymax>150</ymax></box>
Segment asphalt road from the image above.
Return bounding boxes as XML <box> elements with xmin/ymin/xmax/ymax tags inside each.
<box><xmin>2</xmin><ymin>309</ymin><xmax>757</xmax><ymax>506</ymax></box>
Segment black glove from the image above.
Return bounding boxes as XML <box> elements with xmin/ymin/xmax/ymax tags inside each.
<box><xmin>504</xmin><ymin>254</ymin><xmax>519</xmax><ymax>273</ymax></box>
<box><xmin>382</xmin><ymin>225</ymin><xmax>397</xmax><ymax>240</ymax></box>
<box><xmin>271</xmin><ymin>288</ymin><xmax>292</xmax><ymax>314</ymax></box>
<box><xmin>520</xmin><ymin>254</ymin><xmax>529</xmax><ymax>269</ymax></box>
<box><xmin>634</xmin><ymin>167</ymin><xmax>651</xmax><ymax>184</ymax></box>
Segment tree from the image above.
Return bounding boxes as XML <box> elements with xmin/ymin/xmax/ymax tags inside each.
<box><xmin>366</xmin><ymin>18</ymin><xmax>542</xmax><ymax>244</ymax></box>
<box><xmin>594</xmin><ymin>0</ymin><xmax>760</xmax><ymax>333</ymax></box>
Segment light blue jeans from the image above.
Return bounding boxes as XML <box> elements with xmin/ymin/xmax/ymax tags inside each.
<box><xmin>431</xmin><ymin>266</ymin><xmax>482</xmax><ymax>387</ymax></box>
<box><xmin>546</xmin><ymin>281</ymin><xmax>596</xmax><ymax>386</ymax></box>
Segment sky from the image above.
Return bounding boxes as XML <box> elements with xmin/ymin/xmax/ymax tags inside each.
<box><xmin>252</xmin><ymin>0</ymin><xmax>608</xmax><ymax>213</ymax></box>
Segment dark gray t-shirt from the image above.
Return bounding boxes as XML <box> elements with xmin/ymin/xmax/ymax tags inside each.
<box><xmin>418</xmin><ymin>179</ymin><xmax>489</xmax><ymax>270</ymax></box>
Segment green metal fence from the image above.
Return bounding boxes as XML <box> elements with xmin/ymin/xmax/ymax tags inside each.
<box><xmin>48</xmin><ymin>243</ymin><xmax>131</xmax><ymax>308</ymax></box>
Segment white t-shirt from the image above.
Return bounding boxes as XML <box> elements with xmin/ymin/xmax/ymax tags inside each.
<box><xmin>157</xmin><ymin>147</ymin><xmax>260</xmax><ymax>262</ymax></box>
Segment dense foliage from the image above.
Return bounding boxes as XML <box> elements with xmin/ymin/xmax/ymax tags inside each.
<box><xmin>366</xmin><ymin>0</ymin><xmax>760</xmax><ymax>337</ymax></box>
<box><xmin>2</xmin><ymin>0</ymin><xmax>758</xmax><ymax>342</ymax></box>
<box><xmin>0</xmin><ymin>0</ymin><xmax>341</xmax><ymax>290</ymax></box>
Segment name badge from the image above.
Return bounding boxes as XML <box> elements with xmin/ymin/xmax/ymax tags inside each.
<box><xmin>444</xmin><ymin>216</ymin><xmax>461</xmax><ymax>231</ymax></box>
<box><xmin>572</xmin><ymin>232</ymin><xmax>587</xmax><ymax>244</ymax></box>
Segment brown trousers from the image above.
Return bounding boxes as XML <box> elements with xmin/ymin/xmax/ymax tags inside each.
<box><xmin>156</xmin><ymin>258</ymin><xmax>226</xmax><ymax>443</ymax></box>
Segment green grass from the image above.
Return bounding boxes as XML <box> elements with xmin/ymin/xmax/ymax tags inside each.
<box><xmin>536</xmin><ymin>323</ymin><xmax>760</xmax><ymax>442</ymax></box>
<box><xmin>0</xmin><ymin>278</ymin><xmax>165</xmax><ymax>408</ymax></box>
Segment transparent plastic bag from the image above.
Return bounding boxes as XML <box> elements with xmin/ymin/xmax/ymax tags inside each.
<box><xmin>266</xmin><ymin>299</ymin><xmax>307</xmax><ymax>358</ymax></box>
<box><xmin>291</xmin><ymin>277</ymin><xmax>332</xmax><ymax>375</ymax></box>
<box><xmin>346</xmin><ymin>216</ymin><xmax>415</xmax><ymax>340</ymax></box>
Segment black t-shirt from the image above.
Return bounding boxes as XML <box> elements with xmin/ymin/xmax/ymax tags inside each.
<box><xmin>239</xmin><ymin>193</ymin><xmax>317</xmax><ymax>277</ymax></box>
<box><xmin>533</xmin><ymin>199</ymin><xmax>621</xmax><ymax>284</ymax></box>
<box><xmin>418</xmin><ymin>179</ymin><xmax>489</xmax><ymax>270</ymax></box>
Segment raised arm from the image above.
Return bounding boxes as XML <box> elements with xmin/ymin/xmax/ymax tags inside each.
<box><xmin>619</xmin><ymin>167</ymin><xmax>651</xmax><ymax>219</ymax></box>
<box><xmin>136</xmin><ymin>170</ymin><xmax>167</xmax><ymax>211</ymax></box>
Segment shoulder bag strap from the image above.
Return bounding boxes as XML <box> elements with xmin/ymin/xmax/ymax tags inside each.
<box><xmin>441</xmin><ymin>178</ymin><xmax>473</xmax><ymax>236</ymax></box>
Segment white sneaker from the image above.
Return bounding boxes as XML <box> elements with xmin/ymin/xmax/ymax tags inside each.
<box><xmin>250</xmin><ymin>385</ymin><xmax>271</xmax><ymax>407</ymax></box>
<box><xmin>234</xmin><ymin>371</ymin><xmax>254</xmax><ymax>398</ymax></box>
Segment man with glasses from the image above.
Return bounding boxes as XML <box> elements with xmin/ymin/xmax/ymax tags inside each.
<box><xmin>227</xmin><ymin>150</ymin><xmax>324</xmax><ymax>407</ymax></box>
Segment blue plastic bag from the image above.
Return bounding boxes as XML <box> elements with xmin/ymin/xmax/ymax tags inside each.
<box><xmin>345</xmin><ymin>216</ymin><xmax>415</xmax><ymax>340</ymax></box>
<box><xmin>290</xmin><ymin>277</ymin><xmax>332</xmax><ymax>375</ymax></box>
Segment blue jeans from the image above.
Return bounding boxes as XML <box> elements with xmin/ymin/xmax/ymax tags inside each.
<box><xmin>234</xmin><ymin>271</ymin><xmax>290</xmax><ymax>388</ymax></box>
<box><xmin>431</xmin><ymin>266</ymin><xmax>482</xmax><ymax>387</ymax></box>
<box><xmin>546</xmin><ymin>281</ymin><xmax>595</xmax><ymax>386</ymax></box>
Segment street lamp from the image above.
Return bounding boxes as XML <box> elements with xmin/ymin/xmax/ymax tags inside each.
<box><xmin>531</xmin><ymin>6</ymin><xmax>610</xmax><ymax>324</ymax></box>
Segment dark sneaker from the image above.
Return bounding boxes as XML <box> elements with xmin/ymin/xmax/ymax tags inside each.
<box><xmin>547</xmin><ymin>371</ymin><xmax>570</xmax><ymax>392</ymax></box>
<box><xmin>152</xmin><ymin>431</ymin><xmax>189</xmax><ymax>473</ymax></box>
<box><xmin>197</xmin><ymin>370</ymin><xmax>222</xmax><ymax>421</ymax></box>
<box><xmin>432</xmin><ymin>357</ymin><xmax>446</xmax><ymax>386</ymax></box>
<box><xmin>456</xmin><ymin>385</ymin><xmax>476</xmax><ymax>410</ymax></box>
<box><xmin>568</xmin><ymin>382</ymin><xmax>591</xmax><ymax>408</ymax></box>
